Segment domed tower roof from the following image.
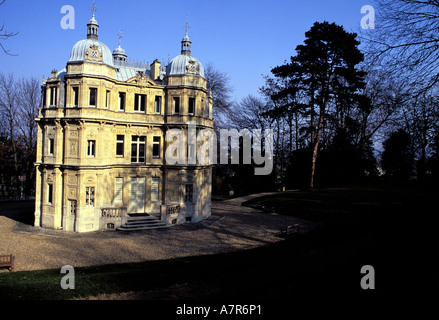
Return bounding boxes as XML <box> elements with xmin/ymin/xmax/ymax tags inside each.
<box><xmin>113</xmin><ymin>30</ymin><xmax>127</xmax><ymax>63</ymax></box>
<box><xmin>67</xmin><ymin>2</ymin><xmax>114</xmax><ymax>68</ymax></box>
<box><xmin>166</xmin><ymin>20</ymin><xmax>204</xmax><ymax>78</ymax></box>
<box><xmin>69</xmin><ymin>39</ymin><xmax>114</xmax><ymax>68</ymax></box>
<box><xmin>166</xmin><ymin>55</ymin><xmax>204</xmax><ymax>78</ymax></box>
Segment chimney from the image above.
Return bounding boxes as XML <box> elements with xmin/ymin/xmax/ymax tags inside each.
<box><xmin>150</xmin><ymin>59</ymin><xmax>161</xmax><ymax>80</ymax></box>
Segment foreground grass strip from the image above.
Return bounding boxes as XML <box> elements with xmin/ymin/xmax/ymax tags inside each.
<box><xmin>0</xmin><ymin>239</ymin><xmax>297</xmax><ymax>300</ymax></box>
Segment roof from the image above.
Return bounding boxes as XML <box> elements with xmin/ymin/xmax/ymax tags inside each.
<box><xmin>68</xmin><ymin>38</ymin><xmax>114</xmax><ymax>68</ymax></box>
<box><xmin>115</xmin><ymin>66</ymin><xmax>149</xmax><ymax>82</ymax></box>
<box><xmin>166</xmin><ymin>54</ymin><xmax>205</xmax><ymax>78</ymax></box>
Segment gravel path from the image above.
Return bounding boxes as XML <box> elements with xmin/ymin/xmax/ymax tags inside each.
<box><xmin>0</xmin><ymin>193</ymin><xmax>315</xmax><ymax>272</ymax></box>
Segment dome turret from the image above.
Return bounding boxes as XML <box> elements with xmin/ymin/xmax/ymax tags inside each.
<box><xmin>181</xmin><ymin>24</ymin><xmax>191</xmax><ymax>56</ymax></box>
<box><xmin>113</xmin><ymin>30</ymin><xmax>127</xmax><ymax>63</ymax></box>
<box><xmin>87</xmin><ymin>1</ymin><xmax>99</xmax><ymax>40</ymax></box>
<box><xmin>166</xmin><ymin>19</ymin><xmax>204</xmax><ymax>78</ymax></box>
<box><xmin>67</xmin><ymin>2</ymin><xmax>114</xmax><ymax>68</ymax></box>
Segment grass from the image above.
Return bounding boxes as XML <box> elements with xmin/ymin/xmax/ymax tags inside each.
<box><xmin>1</xmin><ymin>182</ymin><xmax>437</xmax><ymax>300</ymax></box>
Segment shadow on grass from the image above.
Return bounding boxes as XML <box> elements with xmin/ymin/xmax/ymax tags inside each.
<box><xmin>1</xmin><ymin>182</ymin><xmax>437</xmax><ymax>300</ymax></box>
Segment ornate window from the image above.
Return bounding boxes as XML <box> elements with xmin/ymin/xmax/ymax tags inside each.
<box><xmin>105</xmin><ymin>90</ymin><xmax>110</xmax><ymax>108</ymax></box>
<box><xmin>86</xmin><ymin>187</ymin><xmax>95</xmax><ymax>207</ymax></box>
<box><xmin>72</xmin><ymin>87</ymin><xmax>79</xmax><ymax>107</ymax></box>
<box><xmin>185</xmin><ymin>184</ymin><xmax>193</xmax><ymax>203</ymax></box>
<box><xmin>114</xmin><ymin>178</ymin><xmax>123</xmax><ymax>204</ymax></box>
<box><xmin>87</xmin><ymin>140</ymin><xmax>96</xmax><ymax>157</ymax></box>
<box><xmin>154</xmin><ymin>96</ymin><xmax>161</xmax><ymax>114</ymax></box>
<box><xmin>151</xmin><ymin>177</ymin><xmax>159</xmax><ymax>202</ymax></box>
<box><xmin>188</xmin><ymin>97</ymin><xmax>195</xmax><ymax>115</ymax></box>
<box><xmin>116</xmin><ymin>135</ymin><xmax>124</xmax><ymax>157</ymax></box>
<box><xmin>118</xmin><ymin>92</ymin><xmax>125</xmax><ymax>111</ymax></box>
<box><xmin>49</xmin><ymin>87</ymin><xmax>57</xmax><ymax>106</ymax></box>
<box><xmin>131</xmin><ymin>136</ymin><xmax>146</xmax><ymax>163</ymax></box>
<box><xmin>89</xmin><ymin>88</ymin><xmax>97</xmax><ymax>107</ymax></box>
<box><xmin>134</xmin><ymin>94</ymin><xmax>146</xmax><ymax>112</ymax></box>
<box><xmin>173</xmin><ymin>97</ymin><xmax>180</xmax><ymax>114</ymax></box>
<box><xmin>48</xmin><ymin>138</ymin><xmax>54</xmax><ymax>155</ymax></box>
<box><xmin>47</xmin><ymin>184</ymin><xmax>53</xmax><ymax>204</ymax></box>
<box><xmin>153</xmin><ymin>136</ymin><xmax>160</xmax><ymax>158</ymax></box>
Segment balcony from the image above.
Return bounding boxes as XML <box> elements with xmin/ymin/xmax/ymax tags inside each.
<box><xmin>99</xmin><ymin>207</ymin><xmax>128</xmax><ymax>230</ymax></box>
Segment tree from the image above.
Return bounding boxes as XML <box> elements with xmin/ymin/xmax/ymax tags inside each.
<box><xmin>426</xmin><ymin>130</ymin><xmax>439</xmax><ymax>179</ymax></box>
<box><xmin>0</xmin><ymin>74</ymin><xmax>40</xmax><ymax>196</ymax></box>
<box><xmin>362</xmin><ymin>0</ymin><xmax>439</xmax><ymax>93</ymax></box>
<box><xmin>381</xmin><ymin>129</ymin><xmax>414</xmax><ymax>181</ymax></box>
<box><xmin>0</xmin><ymin>73</ymin><xmax>20</xmax><ymax>194</ymax></box>
<box><xmin>356</xmin><ymin>68</ymin><xmax>409</xmax><ymax>147</ymax></box>
<box><xmin>17</xmin><ymin>77</ymin><xmax>40</xmax><ymax>194</ymax></box>
<box><xmin>228</xmin><ymin>95</ymin><xmax>270</xmax><ymax>131</ymax></box>
<box><xmin>271</xmin><ymin>21</ymin><xmax>367</xmax><ymax>188</ymax></box>
<box><xmin>204</xmin><ymin>62</ymin><xmax>233</xmax><ymax>128</ymax></box>
<box><xmin>0</xmin><ymin>0</ymin><xmax>19</xmax><ymax>56</ymax></box>
<box><xmin>219</xmin><ymin>95</ymin><xmax>276</xmax><ymax>195</ymax></box>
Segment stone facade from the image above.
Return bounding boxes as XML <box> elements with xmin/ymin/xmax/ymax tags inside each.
<box><xmin>34</xmin><ymin>12</ymin><xmax>213</xmax><ymax>232</ymax></box>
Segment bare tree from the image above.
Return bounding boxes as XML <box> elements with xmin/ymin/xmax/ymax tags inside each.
<box><xmin>0</xmin><ymin>73</ymin><xmax>20</xmax><ymax>194</ymax></box>
<box><xmin>0</xmin><ymin>0</ymin><xmax>19</xmax><ymax>56</ymax></box>
<box><xmin>356</xmin><ymin>67</ymin><xmax>411</xmax><ymax>147</ymax></box>
<box><xmin>362</xmin><ymin>0</ymin><xmax>439</xmax><ymax>93</ymax></box>
<box><xmin>229</xmin><ymin>95</ymin><xmax>270</xmax><ymax>131</ymax></box>
<box><xmin>17</xmin><ymin>77</ymin><xmax>41</xmax><ymax>194</ymax></box>
<box><xmin>204</xmin><ymin>62</ymin><xmax>233</xmax><ymax>128</ymax></box>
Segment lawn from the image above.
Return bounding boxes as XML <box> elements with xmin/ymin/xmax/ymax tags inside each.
<box><xmin>0</xmin><ymin>182</ymin><xmax>437</xmax><ymax>301</ymax></box>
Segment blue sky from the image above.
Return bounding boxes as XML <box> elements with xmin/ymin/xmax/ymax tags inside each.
<box><xmin>0</xmin><ymin>0</ymin><xmax>371</xmax><ymax>102</ymax></box>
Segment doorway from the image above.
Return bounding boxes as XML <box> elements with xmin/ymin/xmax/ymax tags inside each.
<box><xmin>129</xmin><ymin>177</ymin><xmax>145</xmax><ymax>213</ymax></box>
<box><xmin>67</xmin><ymin>200</ymin><xmax>77</xmax><ymax>231</ymax></box>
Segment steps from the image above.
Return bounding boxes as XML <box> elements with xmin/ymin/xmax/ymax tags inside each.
<box><xmin>117</xmin><ymin>214</ymin><xmax>168</xmax><ymax>231</ymax></box>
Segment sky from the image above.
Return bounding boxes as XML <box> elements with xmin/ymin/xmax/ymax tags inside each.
<box><xmin>0</xmin><ymin>0</ymin><xmax>372</xmax><ymax>102</ymax></box>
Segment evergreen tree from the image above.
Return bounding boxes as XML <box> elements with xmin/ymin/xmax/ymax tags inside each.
<box><xmin>271</xmin><ymin>21</ymin><xmax>367</xmax><ymax>188</ymax></box>
<box><xmin>381</xmin><ymin>129</ymin><xmax>414</xmax><ymax>181</ymax></box>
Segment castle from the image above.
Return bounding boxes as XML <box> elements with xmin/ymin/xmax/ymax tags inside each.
<box><xmin>34</xmin><ymin>7</ymin><xmax>213</xmax><ymax>232</ymax></box>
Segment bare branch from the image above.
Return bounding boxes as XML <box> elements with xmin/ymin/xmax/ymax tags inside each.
<box><xmin>361</xmin><ymin>0</ymin><xmax>439</xmax><ymax>93</ymax></box>
<box><xmin>0</xmin><ymin>0</ymin><xmax>19</xmax><ymax>56</ymax></box>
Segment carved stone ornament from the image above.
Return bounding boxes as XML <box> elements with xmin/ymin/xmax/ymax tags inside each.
<box><xmin>186</xmin><ymin>60</ymin><xmax>199</xmax><ymax>75</ymax></box>
<box><xmin>136</xmin><ymin>72</ymin><xmax>149</xmax><ymax>88</ymax></box>
<box><xmin>69</xmin><ymin>140</ymin><xmax>78</xmax><ymax>156</ymax></box>
<box><xmin>46</xmin><ymin>171</ymin><xmax>54</xmax><ymax>182</ymax></box>
<box><xmin>86</xmin><ymin>131</ymin><xmax>97</xmax><ymax>139</ymax></box>
<box><xmin>85</xmin><ymin>45</ymin><xmax>103</xmax><ymax>62</ymax></box>
<box><xmin>68</xmin><ymin>175</ymin><xmax>77</xmax><ymax>185</ymax></box>
<box><xmin>47</xmin><ymin>126</ymin><xmax>56</xmax><ymax>138</ymax></box>
<box><xmin>68</xmin><ymin>187</ymin><xmax>76</xmax><ymax>198</ymax></box>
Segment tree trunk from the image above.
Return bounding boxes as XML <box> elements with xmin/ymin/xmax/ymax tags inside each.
<box><xmin>310</xmin><ymin>108</ymin><xmax>325</xmax><ymax>189</ymax></box>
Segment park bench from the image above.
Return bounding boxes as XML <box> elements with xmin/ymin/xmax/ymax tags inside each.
<box><xmin>281</xmin><ymin>224</ymin><xmax>300</xmax><ymax>236</ymax></box>
<box><xmin>0</xmin><ymin>254</ymin><xmax>15</xmax><ymax>271</ymax></box>
<box><xmin>246</xmin><ymin>202</ymin><xmax>276</xmax><ymax>213</ymax></box>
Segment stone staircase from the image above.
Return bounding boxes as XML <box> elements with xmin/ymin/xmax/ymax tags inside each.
<box><xmin>117</xmin><ymin>214</ymin><xmax>168</xmax><ymax>231</ymax></box>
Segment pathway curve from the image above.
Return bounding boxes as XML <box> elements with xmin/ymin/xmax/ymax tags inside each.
<box><xmin>0</xmin><ymin>192</ymin><xmax>315</xmax><ymax>272</ymax></box>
